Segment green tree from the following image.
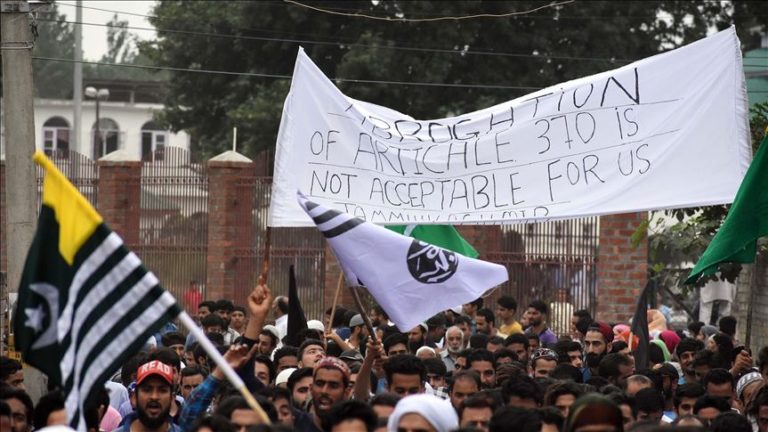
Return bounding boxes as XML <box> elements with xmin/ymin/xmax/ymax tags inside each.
<box><xmin>145</xmin><ymin>1</ymin><xmax>763</xmax><ymax>160</ymax></box>
<box><xmin>31</xmin><ymin>4</ymin><xmax>74</xmax><ymax>98</ymax></box>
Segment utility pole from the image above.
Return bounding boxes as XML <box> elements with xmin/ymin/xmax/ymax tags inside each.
<box><xmin>1</xmin><ymin>0</ymin><xmax>49</xmax><ymax>401</ymax></box>
<box><xmin>73</xmin><ymin>0</ymin><xmax>83</xmax><ymax>153</ymax></box>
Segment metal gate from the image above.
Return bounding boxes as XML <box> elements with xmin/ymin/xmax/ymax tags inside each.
<box><xmin>486</xmin><ymin>218</ymin><xmax>599</xmax><ymax>337</ymax></box>
<box><xmin>137</xmin><ymin>146</ymin><xmax>208</xmax><ymax>305</ymax></box>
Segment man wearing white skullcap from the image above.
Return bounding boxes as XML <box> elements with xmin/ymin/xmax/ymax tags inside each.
<box><xmin>387</xmin><ymin>394</ymin><xmax>458</xmax><ymax>432</ymax></box>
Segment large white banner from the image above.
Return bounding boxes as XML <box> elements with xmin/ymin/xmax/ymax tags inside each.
<box><xmin>269</xmin><ymin>27</ymin><xmax>750</xmax><ymax>227</ymax></box>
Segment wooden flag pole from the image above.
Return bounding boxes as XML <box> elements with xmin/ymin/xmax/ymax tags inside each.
<box><xmin>258</xmin><ymin>227</ymin><xmax>272</xmax><ymax>286</ymax></box>
<box><xmin>178</xmin><ymin>312</ymin><xmax>271</xmax><ymax>424</ymax></box>
<box><xmin>348</xmin><ymin>285</ymin><xmax>378</xmax><ymax>344</ymax></box>
<box><xmin>327</xmin><ymin>273</ymin><xmax>344</xmax><ymax>331</ymax></box>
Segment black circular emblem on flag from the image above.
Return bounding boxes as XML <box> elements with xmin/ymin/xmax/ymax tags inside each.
<box><xmin>407</xmin><ymin>240</ymin><xmax>459</xmax><ymax>284</ymax></box>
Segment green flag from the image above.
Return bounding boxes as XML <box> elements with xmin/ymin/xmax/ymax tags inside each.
<box><xmin>15</xmin><ymin>151</ymin><xmax>181</xmax><ymax>430</ymax></box>
<box><xmin>687</xmin><ymin>135</ymin><xmax>768</xmax><ymax>284</ymax></box>
<box><xmin>387</xmin><ymin>224</ymin><xmax>479</xmax><ymax>258</ymax></box>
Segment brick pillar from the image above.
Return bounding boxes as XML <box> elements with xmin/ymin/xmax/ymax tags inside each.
<box><xmin>206</xmin><ymin>151</ymin><xmax>255</xmax><ymax>302</ymax></box>
<box><xmin>0</xmin><ymin>161</ymin><xmax>6</xmax><ymax>275</ymax></box>
<box><xmin>97</xmin><ymin>151</ymin><xmax>142</xmax><ymax>247</ymax></box>
<box><xmin>456</xmin><ymin>225</ymin><xmax>502</xmax><ymax>258</ymax></box>
<box><xmin>596</xmin><ymin>212</ymin><xmax>648</xmax><ymax>323</ymax></box>
<box><xmin>324</xmin><ymin>245</ymin><xmax>352</xmax><ymax>315</ymax></box>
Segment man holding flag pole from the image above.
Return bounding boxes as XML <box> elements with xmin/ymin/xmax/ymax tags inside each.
<box><xmin>13</xmin><ymin>151</ymin><xmax>272</xmax><ymax>430</ymax></box>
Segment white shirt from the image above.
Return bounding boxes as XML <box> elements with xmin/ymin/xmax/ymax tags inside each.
<box><xmin>275</xmin><ymin>314</ymin><xmax>288</xmax><ymax>340</ymax></box>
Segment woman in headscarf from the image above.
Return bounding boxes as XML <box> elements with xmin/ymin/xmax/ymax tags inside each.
<box><xmin>565</xmin><ymin>395</ymin><xmax>624</xmax><ymax>432</ymax></box>
<box><xmin>387</xmin><ymin>394</ymin><xmax>458</xmax><ymax>432</ymax></box>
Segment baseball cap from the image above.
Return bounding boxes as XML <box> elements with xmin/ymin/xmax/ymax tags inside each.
<box><xmin>339</xmin><ymin>350</ymin><xmax>364</xmax><ymax>362</ymax></box>
<box><xmin>136</xmin><ymin>360</ymin><xmax>174</xmax><ymax>386</ymax></box>
<box><xmin>349</xmin><ymin>314</ymin><xmax>365</xmax><ymax>328</ymax></box>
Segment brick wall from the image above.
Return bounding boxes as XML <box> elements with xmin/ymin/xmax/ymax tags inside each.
<box><xmin>97</xmin><ymin>160</ymin><xmax>142</xmax><ymax>246</ymax></box>
<box><xmin>596</xmin><ymin>212</ymin><xmax>648</xmax><ymax>323</ymax></box>
<box><xmin>206</xmin><ymin>159</ymin><xmax>255</xmax><ymax>302</ymax></box>
<box><xmin>734</xmin><ymin>256</ymin><xmax>768</xmax><ymax>352</ymax></box>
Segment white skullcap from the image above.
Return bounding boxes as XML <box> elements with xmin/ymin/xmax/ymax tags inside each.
<box><xmin>35</xmin><ymin>427</ymin><xmax>77</xmax><ymax>432</ymax></box>
<box><xmin>307</xmin><ymin>320</ymin><xmax>325</xmax><ymax>332</ymax></box>
<box><xmin>275</xmin><ymin>368</ymin><xmax>297</xmax><ymax>386</ymax></box>
<box><xmin>387</xmin><ymin>394</ymin><xmax>458</xmax><ymax>432</ymax></box>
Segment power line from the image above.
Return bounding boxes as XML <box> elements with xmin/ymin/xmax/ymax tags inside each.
<box><xmin>283</xmin><ymin>0</ymin><xmax>576</xmax><ymax>22</ymax></box>
<box><xmin>37</xmin><ymin>17</ymin><xmax>635</xmax><ymax>64</ymax></box>
<box><xmin>31</xmin><ymin>56</ymin><xmax>543</xmax><ymax>90</ymax></box>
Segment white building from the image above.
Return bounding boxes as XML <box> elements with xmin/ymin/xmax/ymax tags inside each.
<box><xmin>1</xmin><ymin>79</ymin><xmax>190</xmax><ymax>161</ymax></box>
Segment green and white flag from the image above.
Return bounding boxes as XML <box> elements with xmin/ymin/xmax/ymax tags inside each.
<box><xmin>387</xmin><ymin>225</ymin><xmax>479</xmax><ymax>258</ymax></box>
<box><xmin>14</xmin><ymin>151</ymin><xmax>181</xmax><ymax>431</ymax></box>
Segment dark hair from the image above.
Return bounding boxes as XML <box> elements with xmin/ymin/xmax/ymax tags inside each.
<box><xmin>494</xmin><ymin>348</ymin><xmax>519</xmax><ymax>364</ymax></box>
<box><xmin>181</xmin><ymin>365</ymin><xmax>208</xmax><ymax>378</ymax></box>
<box><xmin>635</xmin><ymin>387</ymin><xmax>664</xmax><ymax>413</ymax></box>
<box><xmin>608</xmin><ymin>392</ymin><xmax>637</xmax><ymax>417</ymax></box>
<box><xmin>693</xmin><ymin>349</ymin><xmax>729</xmax><ymax>370</ymax></box>
<box><xmin>676</xmin><ymin>338</ymin><xmax>705</xmax><ymax>358</ymax></box>
<box><xmin>295</xmin><ymin>328</ymin><xmax>324</xmax><ymax>346</ymax></box>
<box><xmin>710</xmin><ymin>334</ymin><xmax>734</xmax><ymax>363</ymax></box>
<box><xmin>287</xmin><ymin>367</ymin><xmax>313</xmax><ymax>392</ymax></box>
<box><xmin>504</xmin><ymin>333</ymin><xmax>530</xmax><ymax>350</ymax></box>
<box><xmin>573</xmin><ymin>309</ymin><xmax>593</xmax><ymax>335</ymax></box>
<box><xmin>702</xmin><ymin>368</ymin><xmax>733</xmax><ymax>390</ymax></box>
<box><xmin>750</xmin><ymin>387</ymin><xmax>768</xmax><ymax>416</ymax></box>
<box><xmin>383</xmin><ymin>333</ymin><xmax>409</xmax><ymax>354</ymax></box>
<box><xmin>488</xmin><ymin>335</ymin><xmax>505</xmax><ymax>347</ymax></box>
<box><xmin>501</xmin><ymin>375</ymin><xmax>542</xmax><ymax>406</ymax></box>
<box><xmin>450</xmin><ymin>370</ymin><xmax>482</xmax><ymax>392</ymax></box>
<box><xmin>597</xmin><ymin>353</ymin><xmax>632</xmax><ymax>381</ymax></box>
<box><xmin>477</xmin><ymin>308</ymin><xmax>496</xmax><ymax>326</ymax></box>
<box><xmin>298</xmin><ymin>339</ymin><xmax>324</xmax><ymax>359</ymax></box>
<box><xmin>489</xmin><ymin>405</ymin><xmax>542</xmax><ymax>432</ymax></box>
<box><xmin>543</xmin><ymin>381</ymin><xmax>583</xmax><ymax>407</ymax></box>
<box><xmin>554</xmin><ymin>340</ymin><xmax>582</xmax><ymax>363</ymax></box>
<box><xmin>383</xmin><ymin>354</ymin><xmax>426</xmax><ymax>384</ymax></box>
<box><xmin>276</xmin><ymin>297</ymin><xmax>289</xmax><ymax>315</ymax></box>
<box><xmin>549</xmin><ymin>364</ymin><xmax>583</xmax><ymax>383</ymax></box>
<box><xmin>636</xmin><ymin>369</ymin><xmax>662</xmax><ymax>391</ymax></box>
<box><xmin>693</xmin><ymin>395</ymin><xmax>731</xmax><ymax>414</ymax></box>
<box><xmin>259</xmin><ymin>329</ymin><xmax>279</xmax><ymax>349</ymax></box>
<box><xmin>585</xmin><ymin>376</ymin><xmax>610</xmax><ymax>390</ymax></box>
<box><xmin>201</xmin><ymin>314</ymin><xmax>225</xmax><ymax>329</ymax></box>
<box><xmin>538</xmin><ymin>406</ymin><xmax>564</xmax><ymax>430</ymax></box>
<box><xmin>122</xmin><ymin>352</ymin><xmax>150</xmax><ymax>385</ymax></box>
<box><xmin>148</xmin><ymin>346</ymin><xmax>182</xmax><ymax>371</ymax></box>
<box><xmin>469</xmin><ymin>298</ymin><xmax>484</xmax><ymax>309</ymax></box>
<box><xmin>198</xmin><ymin>300</ymin><xmax>216</xmax><ymax>312</ymax></box>
<box><xmin>370</xmin><ymin>391</ymin><xmax>401</xmax><ymax>407</ymax></box>
<box><xmin>214</xmin><ymin>299</ymin><xmax>235</xmax><ymax>312</ymax></box>
<box><xmin>758</xmin><ymin>346</ymin><xmax>768</xmax><ymax>373</ymax></box>
<box><xmin>205</xmin><ymin>332</ymin><xmax>225</xmax><ymax>347</ymax></box>
<box><xmin>0</xmin><ymin>399</ymin><xmax>9</xmax><ymax>417</ymax></box>
<box><xmin>233</xmin><ymin>305</ymin><xmax>246</xmax><ymax>314</ymax></box>
<box><xmin>718</xmin><ymin>316</ymin><xmax>737</xmax><ymax>338</ymax></box>
<box><xmin>190</xmin><ymin>415</ymin><xmax>236</xmax><ymax>432</ymax></box>
<box><xmin>0</xmin><ymin>387</ymin><xmax>33</xmax><ymax>423</ymax></box>
<box><xmin>648</xmin><ymin>343</ymin><xmax>665</xmax><ymax>365</ymax></box>
<box><xmin>217</xmin><ymin>395</ymin><xmax>277</xmax><ymax>423</ymax></box>
<box><xmin>497</xmin><ymin>295</ymin><xmax>518</xmax><ymax>311</ymax></box>
<box><xmin>33</xmin><ymin>390</ymin><xmax>65</xmax><ymax>429</ymax></box>
<box><xmin>469</xmin><ymin>334</ymin><xmax>490</xmax><ymax>350</ymax></box>
<box><xmin>688</xmin><ymin>321</ymin><xmax>705</xmax><ymax>337</ymax></box>
<box><xmin>468</xmin><ymin>349</ymin><xmax>496</xmax><ymax>369</ymax></box>
<box><xmin>674</xmin><ymin>383</ymin><xmax>706</xmax><ymax>408</ymax></box>
<box><xmin>161</xmin><ymin>331</ymin><xmax>186</xmax><ymax>347</ymax></box>
<box><xmin>528</xmin><ymin>300</ymin><xmax>548</xmax><ymax>315</ymax></box>
<box><xmin>273</xmin><ymin>346</ymin><xmax>299</xmax><ymax>363</ymax></box>
<box><xmin>322</xmin><ymin>400</ymin><xmax>377</xmax><ymax>432</ymax></box>
<box><xmin>454</xmin><ymin>315</ymin><xmax>472</xmax><ymax>327</ymax></box>
<box><xmin>422</xmin><ymin>357</ymin><xmax>447</xmax><ymax>377</ymax></box>
<box><xmin>0</xmin><ymin>357</ymin><xmax>22</xmax><ymax>382</ymax></box>
<box><xmin>254</xmin><ymin>355</ymin><xmax>276</xmax><ymax>384</ymax></box>
<box><xmin>460</xmin><ymin>394</ymin><xmax>496</xmax><ymax>419</ymax></box>
<box><xmin>711</xmin><ymin>411</ymin><xmax>751</xmax><ymax>432</ymax></box>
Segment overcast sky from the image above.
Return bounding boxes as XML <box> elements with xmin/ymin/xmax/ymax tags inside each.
<box><xmin>56</xmin><ymin>0</ymin><xmax>157</xmax><ymax>61</ymax></box>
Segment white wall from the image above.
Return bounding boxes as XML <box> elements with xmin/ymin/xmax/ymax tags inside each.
<box><xmin>32</xmin><ymin>98</ymin><xmax>190</xmax><ymax>160</ymax></box>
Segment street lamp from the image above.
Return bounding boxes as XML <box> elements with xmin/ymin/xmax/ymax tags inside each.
<box><xmin>85</xmin><ymin>86</ymin><xmax>110</xmax><ymax>158</ymax></box>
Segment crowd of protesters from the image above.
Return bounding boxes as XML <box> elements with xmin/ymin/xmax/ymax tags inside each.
<box><xmin>1</xmin><ymin>283</ymin><xmax>765</xmax><ymax>432</ymax></box>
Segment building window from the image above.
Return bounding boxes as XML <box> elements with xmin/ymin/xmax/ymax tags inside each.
<box><xmin>141</xmin><ymin>121</ymin><xmax>168</xmax><ymax>161</ymax></box>
<box><xmin>43</xmin><ymin>116</ymin><xmax>70</xmax><ymax>158</ymax></box>
<box><xmin>92</xmin><ymin>118</ymin><xmax>120</xmax><ymax>159</ymax></box>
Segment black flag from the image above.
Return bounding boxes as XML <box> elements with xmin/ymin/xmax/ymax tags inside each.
<box><xmin>630</xmin><ymin>281</ymin><xmax>653</xmax><ymax>369</ymax></box>
<box><xmin>286</xmin><ymin>265</ymin><xmax>308</xmax><ymax>346</ymax></box>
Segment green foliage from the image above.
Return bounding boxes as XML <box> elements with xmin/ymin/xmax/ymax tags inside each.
<box><xmin>32</xmin><ymin>5</ymin><xmax>74</xmax><ymax>98</ymax></box>
<box><xmin>144</xmin><ymin>0</ymin><xmax>763</xmax><ymax>159</ymax></box>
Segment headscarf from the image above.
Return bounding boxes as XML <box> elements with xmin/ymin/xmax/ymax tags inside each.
<box><xmin>565</xmin><ymin>394</ymin><xmax>624</xmax><ymax>432</ymax></box>
<box><xmin>659</xmin><ymin>330</ymin><xmax>681</xmax><ymax>354</ymax></box>
<box><xmin>387</xmin><ymin>394</ymin><xmax>459</xmax><ymax>432</ymax></box>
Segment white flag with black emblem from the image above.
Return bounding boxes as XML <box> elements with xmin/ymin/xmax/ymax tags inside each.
<box><xmin>297</xmin><ymin>192</ymin><xmax>508</xmax><ymax>331</ymax></box>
